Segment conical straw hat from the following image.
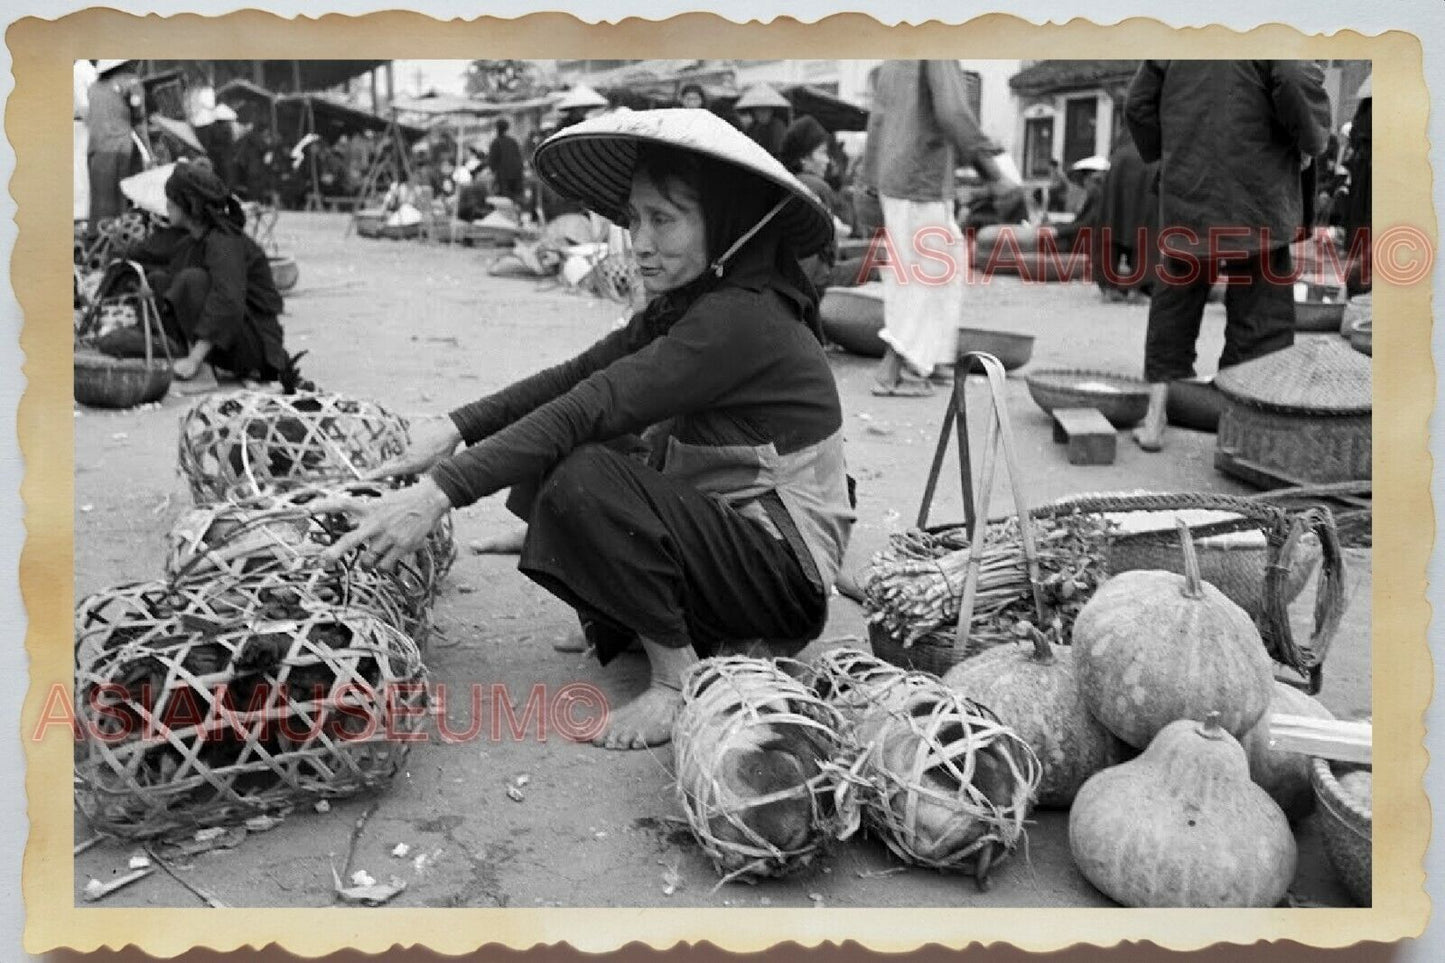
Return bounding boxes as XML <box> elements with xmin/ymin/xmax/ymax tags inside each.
<box><xmin>735</xmin><ymin>83</ymin><xmax>791</xmax><ymax>111</ymax></box>
<box><xmin>555</xmin><ymin>84</ymin><xmax>609</xmax><ymax>111</ymax></box>
<box><xmin>533</xmin><ymin>107</ymin><xmax>834</xmax><ymax>258</ymax></box>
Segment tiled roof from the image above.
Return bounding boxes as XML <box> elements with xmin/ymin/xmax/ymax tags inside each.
<box><xmin>1009</xmin><ymin>60</ymin><xmax>1141</xmax><ymax>95</ymax></box>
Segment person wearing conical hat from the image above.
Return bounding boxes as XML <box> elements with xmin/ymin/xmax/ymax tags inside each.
<box><xmin>319</xmin><ymin>109</ymin><xmax>853</xmax><ymax>750</ymax></box>
<box><xmin>734</xmin><ymin>84</ymin><xmax>791</xmax><ymax>158</ymax></box>
<box><xmin>554</xmin><ymin>83</ymin><xmax>610</xmax><ymax>128</ymax></box>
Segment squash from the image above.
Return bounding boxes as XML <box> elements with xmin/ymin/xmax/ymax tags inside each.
<box><xmin>1240</xmin><ymin>682</ymin><xmax>1335</xmax><ymax>820</ymax></box>
<box><xmin>943</xmin><ymin>627</ymin><xmax>1126</xmax><ymax>808</ymax></box>
<box><xmin>1072</xmin><ymin>520</ymin><xmax>1273</xmax><ymax>747</ymax></box>
<box><xmin>1069</xmin><ymin>712</ymin><xmax>1297</xmax><ymax>907</ymax></box>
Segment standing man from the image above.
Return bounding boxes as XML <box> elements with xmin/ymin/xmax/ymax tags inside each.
<box><xmin>86</xmin><ymin>60</ymin><xmax>144</xmax><ymax>227</ymax></box>
<box><xmin>1126</xmin><ymin>60</ymin><xmax>1331</xmax><ymax>451</ymax></box>
<box><xmin>487</xmin><ymin>118</ymin><xmax>525</xmax><ymax>211</ymax></box>
<box><xmin>865</xmin><ymin>59</ymin><xmax>1014</xmax><ymax>396</ymax></box>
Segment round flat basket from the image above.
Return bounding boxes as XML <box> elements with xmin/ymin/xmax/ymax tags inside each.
<box><xmin>353</xmin><ymin>211</ymin><xmax>385</xmax><ymax>238</ymax></box>
<box><xmin>1310</xmin><ymin>757</ymin><xmax>1371</xmax><ymax>905</ymax></box>
<box><xmin>1024</xmin><ymin>369</ymin><xmax>1151</xmax><ymax>429</ymax></box>
<box><xmin>957</xmin><ymin>328</ymin><xmax>1034</xmax><ymax>371</ymax></box>
<box><xmin>867</xmin><ymin>621</ymin><xmax>983</xmax><ymax>676</ymax></box>
<box><xmin>1348</xmin><ymin>318</ymin><xmax>1372</xmax><ymax>357</ymax></box>
<box><xmin>268</xmin><ymin>255</ymin><xmax>299</xmax><ymax>293</ymax></box>
<box><xmin>820</xmin><ymin>285</ymin><xmax>886</xmax><ymax>358</ymax></box>
<box><xmin>74</xmin><ymin>350</ymin><xmax>171</xmax><ymax>409</ymax></box>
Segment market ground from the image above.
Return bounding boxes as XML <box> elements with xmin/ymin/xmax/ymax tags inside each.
<box><xmin>72</xmin><ymin>212</ymin><xmax>1370</xmax><ymax>909</ymax></box>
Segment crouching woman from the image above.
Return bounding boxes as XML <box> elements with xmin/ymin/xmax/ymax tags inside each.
<box><xmin>129</xmin><ymin>160</ymin><xmax>304</xmax><ymax>389</ymax></box>
<box><xmin>319</xmin><ymin>109</ymin><xmax>855</xmax><ymax>750</ymax></box>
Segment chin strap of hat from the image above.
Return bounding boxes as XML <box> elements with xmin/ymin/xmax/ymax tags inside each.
<box><xmin>710</xmin><ymin>195</ymin><xmax>794</xmax><ymax>278</ymax></box>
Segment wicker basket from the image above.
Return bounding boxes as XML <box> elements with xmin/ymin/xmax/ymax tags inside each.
<box><xmin>74</xmin><ymin>262</ymin><xmax>173</xmax><ymax>409</ymax></box>
<box><xmin>1311</xmin><ymin>757</ymin><xmax>1371</xmax><ymax>905</ymax></box>
<box><xmin>672</xmin><ymin>657</ymin><xmax>858</xmax><ymax>884</ymax></box>
<box><xmin>819</xmin><ymin>284</ymin><xmax>887</xmax><ymax>358</ymax></box>
<box><xmin>75</xmin><ymin>350</ymin><xmax>172</xmax><ymax>409</ymax></box>
<box><xmin>1024</xmin><ymin>369</ymin><xmax>1151</xmax><ymax>429</ymax></box>
<box><xmin>177</xmin><ymin>390</ymin><xmax>410</xmax><ymax>505</ymax></box>
<box><xmin>75</xmin><ymin>604</ymin><xmax>427</xmax><ymax>838</ymax></box>
<box><xmin>1347</xmin><ymin>318</ymin><xmax>1372</xmax><ymax>357</ymax></box>
<box><xmin>353</xmin><ymin>210</ymin><xmax>386</xmax><ymax>238</ymax></box>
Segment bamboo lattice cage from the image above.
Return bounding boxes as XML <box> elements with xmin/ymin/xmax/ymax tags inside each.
<box><xmin>75</xmin><ymin>603</ymin><xmax>427</xmax><ymax>839</ymax></box>
<box><xmin>177</xmin><ymin>390</ymin><xmax>410</xmax><ymax>505</ymax></box>
<box><xmin>672</xmin><ymin>657</ymin><xmax>859</xmax><ymax>885</ymax></box>
<box><xmin>163</xmin><ymin>482</ymin><xmax>455</xmax><ymax>634</ymax></box>
<box><xmin>813</xmin><ymin>647</ymin><xmax>1040</xmax><ymax>884</ymax></box>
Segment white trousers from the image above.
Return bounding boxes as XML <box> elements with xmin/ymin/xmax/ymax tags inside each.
<box><xmin>877</xmin><ymin>195</ymin><xmax>967</xmax><ymax>376</ymax></box>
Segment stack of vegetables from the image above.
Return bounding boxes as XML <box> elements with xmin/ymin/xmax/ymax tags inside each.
<box><xmin>671</xmin><ymin>515</ymin><xmax>1357</xmax><ymax>905</ymax></box>
<box><xmin>862</xmin><ymin>510</ymin><xmax>1117</xmax><ymax>656</ymax></box>
<box><xmin>75</xmin><ymin>390</ymin><xmax>452</xmax><ymax>840</ymax></box>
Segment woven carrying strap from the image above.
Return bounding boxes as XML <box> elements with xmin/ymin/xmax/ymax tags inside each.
<box><xmin>1030</xmin><ymin>491</ymin><xmax>1345</xmax><ymax>692</ymax></box>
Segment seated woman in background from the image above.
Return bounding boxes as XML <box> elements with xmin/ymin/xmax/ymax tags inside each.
<box><xmin>126</xmin><ymin>160</ymin><xmax>309</xmax><ymax>390</ymax></box>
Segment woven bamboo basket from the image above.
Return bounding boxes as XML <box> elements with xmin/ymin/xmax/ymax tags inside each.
<box><xmin>867</xmin><ymin>491</ymin><xmax>1346</xmax><ymax>693</ymax></box>
<box><xmin>1024</xmin><ymin>369</ymin><xmax>1151</xmax><ymax>429</ymax></box>
<box><xmin>672</xmin><ymin>657</ymin><xmax>859</xmax><ymax>885</ymax></box>
<box><xmin>813</xmin><ymin>649</ymin><xmax>1040</xmax><ymax>884</ymax></box>
<box><xmin>1311</xmin><ymin>757</ymin><xmax>1371</xmax><ymax>905</ymax></box>
<box><xmin>74</xmin><ymin>261</ymin><xmax>173</xmax><ymax>409</ymax></box>
<box><xmin>1214</xmin><ymin>338</ymin><xmax>1371</xmax><ymax>487</ymax></box>
<box><xmin>353</xmin><ymin>210</ymin><xmax>386</xmax><ymax>238</ymax></box>
<box><xmin>162</xmin><ymin>492</ymin><xmax>450</xmax><ymax>637</ymax></box>
<box><xmin>75</xmin><ymin>604</ymin><xmax>427</xmax><ymax>839</ymax></box>
<box><xmin>177</xmin><ymin>390</ymin><xmax>410</xmax><ymax>505</ymax></box>
<box><xmin>268</xmin><ymin>255</ymin><xmax>300</xmax><ymax>293</ymax></box>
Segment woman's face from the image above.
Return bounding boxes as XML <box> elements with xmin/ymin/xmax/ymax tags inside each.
<box><xmin>165</xmin><ymin>197</ymin><xmax>189</xmax><ymax>229</ymax></box>
<box><xmin>801</xmin><ymin>142</ymin><xmax>830</xmax><ymax>178</ymax></box>
<box><xmin>627</xmin><ymin>171</ymin><xmax>708</xmax><ymax>295</ymax></box>
<box><xmin>680</xmin><ymin>90</ymin><xmax>704</xmax><ymax>110</ymax></box>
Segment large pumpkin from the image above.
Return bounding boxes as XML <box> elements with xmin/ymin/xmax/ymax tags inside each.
<box><xmin>1240</xmin><ymin>682</ymin><xmax>1335</xmax><ymax>820</ymax></box>
<box><xmin>943</xmin><ymin>628</ymin><xmax>1126</xmax><ymax>808</ymax></box>
<box><xmin>1069</xmin><ymin>713</ymin><xmax>1297</xmax><ymax>907</ymax></box>
<box><xmin>1072</xmin><ymin>520</ymin><xmax>1273</xmax><ymax>747</ymax></box>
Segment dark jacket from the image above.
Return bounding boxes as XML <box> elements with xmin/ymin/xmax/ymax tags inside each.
<box><xmin>487</xmin><ymin>133</ymin><xmax>524</xmax><ymax>184</ymax></box>
<box><xmin>1125</xmin><ymin>60</ymin><xmax>1331</xmax><ymax>257</ymax></box>
<box><xmin>431</xmin><ymin>245</ymin><xmax>854</xmax><ymax>591</ymax></box>
<box><xmin>861</xmin><ymin>60</ymin><xmax>997</xmax><ymax>203</ymax></box>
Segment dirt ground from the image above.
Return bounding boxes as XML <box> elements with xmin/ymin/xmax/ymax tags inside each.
<box><xmin>72</xmin><ymin>212</ymin><xmax>1371</xmax><ymax>910</ymax></box>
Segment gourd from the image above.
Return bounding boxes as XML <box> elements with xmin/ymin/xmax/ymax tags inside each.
<box><xmin>943</xmin><ymin>627</ymin><xmax>1126</xmax><ymax>808</ymax></box>
<box><xmin>1072</xmin><ymin>520</ymin><xmax>1273</xmax><ymax>747</ymax></box>
<box><xmin>1069</xmin><ymin>712</ymin><xmax>1297</xmax><ymax>907</ymax></box>
<box><xmin>1239</xmin><ymin>682</ymin><xmax>1335</xmax><ymax>820</ymax></box>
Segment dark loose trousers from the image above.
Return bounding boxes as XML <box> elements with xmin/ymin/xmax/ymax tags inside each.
<box><xmin>155</xmin><ymin>267</ymin><xmax>286</xmax><ymax>379</ymax></box>
<box><xmin>1143</xmin><ymin>245</ymin><xmax>1297</xmax><ymax>383</ymax></box>
<box><xmin>513</xmin><ymin>444</ymin><xmax>828</xmax><ymax>666</ymax></box>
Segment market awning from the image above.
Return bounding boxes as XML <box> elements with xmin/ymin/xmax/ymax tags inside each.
<box><xmin>1008</xmin><ymin>60</ymin><xmax>1141</xmax><ymax>96</ymax></box>
<box><xmin>275</xmin><ymin>93</ymin><xmax>426</xmax><ymax>143</ymax></box>
<box><xmin>391</xmin><ymin>92</ymin><xmax>560</xmax><ymax>118</ymax></box>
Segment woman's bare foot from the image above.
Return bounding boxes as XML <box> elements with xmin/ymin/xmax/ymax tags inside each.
<box><xmin>1132</xmin><ymin>382</ymin><xmax>1169</xmax><ymax>452</ymax></box>
<box><xmin>172</xmin><ymin>355</ymin><xmax>204</xmax><ymax>381</ymax></box>
<box><xmin>593</xmin><ymin>638</ymin><xmax>696</xmax><ymax>750</ymax></box>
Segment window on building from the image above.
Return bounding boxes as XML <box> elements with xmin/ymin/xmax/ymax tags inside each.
<box><xmin>1063</xmin><ymin>95</ymin><xmax>1098</xmax><ymax>166</ymax></box>
<box><xmin>1023</xmin><ymin>116</ymin><xmax>1054</xmax><ymax>179</ymax></box>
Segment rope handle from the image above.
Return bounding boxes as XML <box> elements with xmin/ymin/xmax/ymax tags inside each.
<box><xmin>914</xmin><ymin>353</ymin><xmax>1044</xmax><ymax>657</ymax></box>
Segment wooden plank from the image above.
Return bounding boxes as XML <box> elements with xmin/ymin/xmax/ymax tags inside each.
<box><xmin>1050</xmin><ymin>406</ymin><xmax>1116</xmax><ymax>465</ymax></box>
<box><xmin>1267</xmin><ymin>713</ymin><xmax>1372</xmax><ymax>764</ymax></box>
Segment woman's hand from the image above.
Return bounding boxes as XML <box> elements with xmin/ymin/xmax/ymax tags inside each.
<box><xmin>315</xmin><ymin>477</ymin><xmax>452</xmax><ymax>572</ymax></box>
<box><xmin>369</xmin><ymin>416</ymin><xmax>464</xmax><ymax>481</ymax></box>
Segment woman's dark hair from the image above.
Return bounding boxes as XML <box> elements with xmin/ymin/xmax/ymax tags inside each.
<box><xmin>678</xmin><ymin>83</ymin><xmax>707</xmax><ymax>107</ymax></box>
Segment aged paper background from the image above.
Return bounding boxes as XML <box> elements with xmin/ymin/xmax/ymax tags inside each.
<box><xmin>8</xmin><ymin>7</ymin><xmax>1433</xmax><ymax>957</ymax></box>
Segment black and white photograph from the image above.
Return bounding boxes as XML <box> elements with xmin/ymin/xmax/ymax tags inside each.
<box><xmin>62</xmin><ymin>51</ymin><xmax>1384</xmax><ymax>918</ymax></box>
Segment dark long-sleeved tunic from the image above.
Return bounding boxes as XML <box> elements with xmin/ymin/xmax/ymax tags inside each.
<box><xmin>429</xmin><ymin>255</ymin><xmax>855</xmax><ymax>591</ymax></box>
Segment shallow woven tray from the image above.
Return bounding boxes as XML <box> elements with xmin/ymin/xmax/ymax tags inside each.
<box><xmin>1295</xmin><ymin>299</ymin><xmax>1348</xmax><ymax>333</ymax></box>
<box><xmin>1024</xmin><ymin>369</ymin><xmax>1151</xmax><ymax>428</ymax></box>
<box><xmin>1311</xmin><ymin>757</ymin><xmax>1371</xmax><ymax>905</ymax></box>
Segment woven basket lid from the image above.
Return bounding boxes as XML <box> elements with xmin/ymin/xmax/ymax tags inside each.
<box><xmin>1214</xmin><ymin>337</ymin><xmax>1371</xmax><ymax>414</ymax></box>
